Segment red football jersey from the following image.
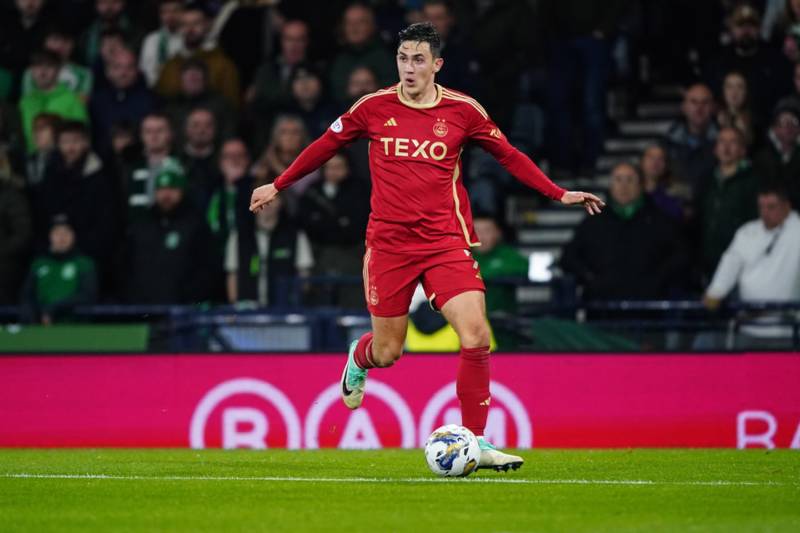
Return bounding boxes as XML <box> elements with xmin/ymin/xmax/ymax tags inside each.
<box><xmin>274</xmin><ymin>83</ymin><xmax>565</xmax><ymax>253</ymax></box>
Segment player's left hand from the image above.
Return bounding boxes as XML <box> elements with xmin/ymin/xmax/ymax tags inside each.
<box><xmin>250</xmin><ymin>183</ymin><xmax>279</xmax><ymax>212</ymax></box>
<box><xmin>560</xmin><ymin>191</ymin><xmax>605</xmax><ymax>215</ymax></box>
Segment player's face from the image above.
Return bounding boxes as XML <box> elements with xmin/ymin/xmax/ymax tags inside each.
<box><xmin>396</xmin><ymin>41</ymin><xmax>443</xmax><ymax>98</ymax></box>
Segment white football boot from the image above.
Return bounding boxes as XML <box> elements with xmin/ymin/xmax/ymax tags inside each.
<box><xmin>477</xmin><ymin>437</ymin><xmax>524</xmax><ymax>471</ymax></box>
<box><xmin>340</xmin><ymin>340</ymin><xmax>368</xmax><ymax>409</ymax></box>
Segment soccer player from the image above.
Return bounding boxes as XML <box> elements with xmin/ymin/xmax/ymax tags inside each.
<box><xmin>250</xmin><ymin>22</ymin><xmax>604</xmax><ymax>470</ymax></box>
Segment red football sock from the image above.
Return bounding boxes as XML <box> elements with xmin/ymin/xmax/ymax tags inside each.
<box><xmin>353</xmin><ymin>332</ymin><xmax>376</xmax><ymax>369</ymax></box>
<box><xmin>457</xmin><ymin>345</ymin><xmax>491</xmax><ymax>436</ymax></box>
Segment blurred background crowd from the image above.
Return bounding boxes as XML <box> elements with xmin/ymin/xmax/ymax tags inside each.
<box><xmin>0</xmin><ymin>0</ymin><xmax>798</xmax><ymax>349</ymax></box>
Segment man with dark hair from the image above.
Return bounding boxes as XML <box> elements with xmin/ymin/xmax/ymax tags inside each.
<box><xmin>80</xmin><ymin>0</ymin><xmax>139</xmax><ymax>66</ymax></box>
<box><xmin>251</xmin><ymin>21</ymin><xmax>603</xmax><ymax>471</ymax></box>
<box><xmin>156</xmin><ymin>3</ymin><xmax>241</xmax><ymax>110</ymax></box>
<box><xmin>19</xmin><ymin>50</ymin><xmax>88</xmax><ymax>152</ymax></box>
<box><xmin>704</xmin><ymin>185</ymin><xmax>800</xmax><ymax>348</ymax></box>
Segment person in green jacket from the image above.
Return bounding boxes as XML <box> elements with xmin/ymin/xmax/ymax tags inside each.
<box><xmin>20</xmin><ymin>215</ymin><xmax>97</xmax><ymax>325</ymax></box>
<box><xmin>21</xmin><ymin>27</ymin><xmax>93</xmax><ymax>101</ymax></box>
<box><xmin>18</xmin><ymin>50</ymin><xmax>88</xmax><ymax>153</ymax></box>
<box><xmin>699</xmin><ymin>126</ymin><xmax>759</xmax><ymax>279</ymax></box>
<box><xmin>472</xmin><ymin>214</ymin><xmax>529</xmax><ymax>314</ymax></box>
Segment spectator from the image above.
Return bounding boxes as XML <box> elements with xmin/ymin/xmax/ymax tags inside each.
<box><xmin>697</xmin><ymin>127</ymin><xmax>759</xmax><ymax>278</ymax></box>
<box><xmin>704</xmin><ymin>185</ymin><xmax>800</xmax><ymax>348</ymax></box>
<box><xmin>124</xmin><ymin>166</ymin><xmax>218</xmax><ymax>304</ymax></box>
<box><xmin>543</xmin><ymin>0</ymin><xmax>627</xmax><ymax>178</ymax></box>
<box><xmin>0</xmin><ymin>0</ymin><xmax>55</xmax><ymax>77</ymax></box>
<box><xmin>119</xmin><ymin>112</ymin><xmax>178</xmax><ymax>221</ymax></box>
<box><xmin>206</xmin><ymin>139</ymin><xmax>254</xmax><ymax>255</ymax></box>
<box><xmin>421</xmin><ymin>0</ymin><xmax>480</xmax><ymax>95</ymax></box>
<box><xmin>0</xmin><ymin>154</ymin><xmax>32</xmax><ymax>304</ymax></box>
<box><xmin>753</xmin><ymin>102</ymin><xmax>800</xmax><ymax>207</ymax></box>
<box><xmin>716</xmin><ymin>71</ymin><xmax>760</xmax><ymax>148</ymax></box>
<box><xmin>560</xmin><ymin>162</ymin><xmax>687</xmax><ymax>300</ymax></box>
<box><xmin>252</xmin><ymin>115</ymin><xmax>317</xmax><ymax>201</ymax></box>
<box><xmin>163</xmin><ymin>58</ymin><xmax>235</xmax><ymax>146</ymax></box>
<box><xmin>472</xmin><ymin>214</ymin><xmax>528</xmax><ymax>314</ymax></box>
<box><xmin>20</xmin><ymin>215</ymin><xmax>97</xmax><ymax>324</ymax></box>
<box><xmin>180</xmin><ymin>107</ymin><xmax>219</xmax><ymax>212</ymax></box>
<box><xmin>665</xmin><ymin>83</ymin><xmax>719</xmax><ymax>192</ymax></box>
<box><xmin>139</xmin><ymin>0</ymin><xmax>184</xmax><ymax>87</ymax></box>
<box><xmin>249</xmin><ymin>20</ymin><xmax>311</xmax><ymax>120</ymax></box>
<box><xmin>329</xmin><ymin>3</ymin><xmax>395</xmax><ymax>104</ymax></box>
<box><xmin>156</xmin><ymin>4</ymin><xmax>241</xmax><ymax>111</ymax></box>
<box><xmin>640</xmin><ymin>144</ymin><xmax>690</xmax><ymax>220</ymax></box>
<box><xmin>109</xmin><ymin>119</ymin><xmax>135</xmax><ymax>158</ymax></box>
<box><xmin>25</xmin><ymin>113</ymin><xmax>60</xmax><ymax>186</ymax></box>
<box><xmin>225</xmin><ymin>194</ymin><xmax>313</xmax><ymax>307</ymax></box>
<box><xmin>282</xmin><ymin>64</ymin><xmax>337</xmax><ymax>139</ymax></box>
<box><xmin>346</xmin><ymin>66</ymin><xmax>379</xmax><ymax>105</ymax></box>
<box><xmin>90</xmin><ymin>27</ymin><xmax>129</xmax><ymax>90</ymax></box>
<box><xmin>32</xmin><ymin>121</ymin><xmax>115</xmax><ymax>275</ymax></box>
<box><xmin>703</xmin><ymin>3</ymin><xmax>792</xmax><ymax>117</ymax></box>
<box><xmin>19</xmin><ymin>50</ymin><xmax>88</xmax><ymax>152</ymax></box>
<box><xmin>80</xmin><ymin>0</ymin><xmax>138</xmax><ymax>66</ymax></box>
<box><xmin>89</xmin><ymin>47</ymin><xmax>155</xmax><ymax>157</ymax></box>
<box><xmin>21</xmin><ymin>27</ymin><xmax>93</xmax><ymax>102</ymax></box>
<box><xmin>299</xmin><ymin>152</ymin><xmax>369</xmax><ymax>308</ymax></box>
<box><xmin>773</xmin><ymin>0</ymin><xmax>800</xmax><ymax>62</ymax></box>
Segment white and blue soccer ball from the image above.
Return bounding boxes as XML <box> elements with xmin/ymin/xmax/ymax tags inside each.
<box><xmin>424</xmin><ymin>424</ymin><xmax>480</xmax><ymax>477</ymax></box>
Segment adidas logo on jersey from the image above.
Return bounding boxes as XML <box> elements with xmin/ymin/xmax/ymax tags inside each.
<box><xmin>383</xmin><ymin>117</ymin><xmax>398</xmax><ymax>127</ymax></box>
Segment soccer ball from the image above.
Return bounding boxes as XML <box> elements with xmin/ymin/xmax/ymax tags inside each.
<box><xmin>424</xmin><ymin>424</ymin><xmax>480</xmax><ymax>477</ymax></box>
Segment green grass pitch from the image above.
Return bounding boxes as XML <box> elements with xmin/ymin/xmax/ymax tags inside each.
<box><xmin>0</xmin><ymin>449</ymin><xmax>798</xmax><ymax>532</ymax></box>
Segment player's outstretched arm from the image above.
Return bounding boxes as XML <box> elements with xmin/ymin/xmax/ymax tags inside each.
<box><xmin>249</xmin><ymin>129</ymin><xmax>347</xmax><ymax>212</ymax></box>
<box><xmin>249</xmin><ymin>182</ymin><xmax>279</xmax><ymax>212</ymax></box>
<box><xmin>560</xmin><ymin>191</ymin><xmax>605</xmax><ymax>215</ymax></box>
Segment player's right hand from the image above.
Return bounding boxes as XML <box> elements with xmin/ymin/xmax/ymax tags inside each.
<box><xmin>249</xmin><ymin>183</ymin><xmax>279</xmax><ymax>212</ymax></box>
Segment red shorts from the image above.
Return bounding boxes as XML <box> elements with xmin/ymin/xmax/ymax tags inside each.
<box><xmin>362</xmin><ymin>247</ymin><xmax>486</xmax><ymax>317</ymax></box>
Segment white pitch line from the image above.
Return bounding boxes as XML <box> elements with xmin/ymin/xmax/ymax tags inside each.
<box><xmin>1</xmin><ymin>473</ymin><xmax>796</xmax><ymax>487</ymax></box>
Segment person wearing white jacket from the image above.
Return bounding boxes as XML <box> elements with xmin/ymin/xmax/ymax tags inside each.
<box><xmin>704</xmin><ymin>185</ymin><xmax>800</xmax><ymax>347</ymax></box>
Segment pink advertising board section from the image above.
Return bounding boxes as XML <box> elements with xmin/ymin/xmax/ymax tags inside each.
<box><xmin>0</xmin><ymin>354</ymin><xmax>798</xmax><ymax>449</ymax></box>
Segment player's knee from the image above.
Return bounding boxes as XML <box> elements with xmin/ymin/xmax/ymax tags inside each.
<box><xmin>371</xmin><ymin>342</ymin><xmax>403</xmax><ymax>368</ymax></box>
<box><xmin>459</xmin><ymin>321</ymin><xmax>491</xmax><ymax>348</ymax></box>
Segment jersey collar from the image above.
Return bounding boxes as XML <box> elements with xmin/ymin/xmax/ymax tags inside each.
<box><xmin>396</xmin><ymin>83</ymin><xmax>443</xmax><ymax>109</ymax></box>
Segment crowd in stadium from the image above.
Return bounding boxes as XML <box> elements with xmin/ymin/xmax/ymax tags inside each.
<box><xmin>0</xmin><ymin>0</ymin><xmax>798</xmax><ymax>325</ymax></box>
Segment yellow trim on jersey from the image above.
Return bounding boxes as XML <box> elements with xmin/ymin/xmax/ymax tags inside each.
<box><xmin>451</xmin><ymin>157</ymin><xmax>480</xmax><ymax>248</ymax></box>
<box><xmin>396</xmin><ymin>83</ymin><xmax>443</xmax><ymax>109</ymax></box>
<box><xmin>441</xmin><ymin>89</ymin><xmax>489</xmax><ymax>119</ymax></box>
<box><xmin>348</xmin><ymin>86</ymin><xmax>397</xmax><ymax>114</ymax></box>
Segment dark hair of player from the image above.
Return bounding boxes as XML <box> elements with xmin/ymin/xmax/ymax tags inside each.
<box><xmin>397</xmin><ymin>22</ymin><xmax>441</xmax><ymax>58</ymax></box>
